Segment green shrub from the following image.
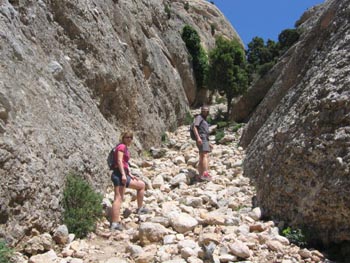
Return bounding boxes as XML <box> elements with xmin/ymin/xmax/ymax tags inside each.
<box><xmin>184</xmin><ymin>111</ymin><xmax>193</xmax><ymax>125</ymax></box>
<box><xmin>164</xmin><ymin>4</ymin><xmax>171</xmax><ymax>19</ymax></box>
<box><xmin>206</xmin><ymin>115</ymin><xmax>213</xmax><ymax>124</ymax></box>
<box><xmin>161</xmin><ymin>132</ymin><xmax>168</xmax><ymax>143</ymax></box>
<box><xmin>231</xmin><ymin>123</ymin><xmax>243</xmax><ymax>132</ymax></box>
<box><xmin>142</xmin><ymin>150</ymin><xmax>152</xmax><ymax>159</ymax></box>
<box><xmin>282</xmin><ymin>227</ymin><xmax>307</xmax><ymax>247</ymax></box>
<box><xmin>215</xmin><ymin>130</ymin><xmax>225</xmax><ymax>143</ymax></box>
<box><xmin>62</xmin><ymin>173</ymin><xmax>103</xmax><ymax>238</ymax></box>
<box><xmin>210</xmin><ymin>23</ymin><xmax>216</xmax><ymax>35</ymax></box>
<box><xmin>258</xmin><ymin>61</ymin><xmax>275</xmax><ymax>76</ymax></box>
<box><xmin>217</xmin><ymin>121</ymin><xmax>228</xmax><ymax>129</ymax></box>
<box><xmin>0</xmin><ymin>240</ymin><xmax>13</xmax><ymax>263</ymax></box>
<box><xmin>184</xmin><ymin>2</ymin><xmax>189</xmax><ymax>11</ymax></box>
<box><xmin>181</xmin><ymin>25</ymin><xmax>209</xmax><ymax>90</ymax></box>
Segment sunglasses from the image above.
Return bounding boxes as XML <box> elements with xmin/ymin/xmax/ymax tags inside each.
<box><xmin>125</xmin><ymin>136</ymin><xmax>133</xmax><ymax>139</ymax></box>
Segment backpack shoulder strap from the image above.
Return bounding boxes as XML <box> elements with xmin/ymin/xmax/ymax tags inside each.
<box><xmin>115</xmin><ymin>143</ymin><xmax>127</xmax><ymax>153</ymax></box>
<box><xmin>196</xmin><ymin>115</ymin><xmax>204</xmax><ymax>127</ymax></box>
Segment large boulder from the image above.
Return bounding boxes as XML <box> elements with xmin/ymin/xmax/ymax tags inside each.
<box><xmin>242</xmin><ymin>0</ymin><xmax>350</xmax><ymax>245</ymax></box>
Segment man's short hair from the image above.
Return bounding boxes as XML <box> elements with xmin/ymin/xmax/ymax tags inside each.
<box><xmin>201</xmin><ymin>105</ymin><xmax>209</xmax><ymax>112</ymax></box>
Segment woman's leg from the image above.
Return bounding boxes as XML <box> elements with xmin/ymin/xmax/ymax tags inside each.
<box><xmin>111</xmin><ymin>185</ymin><xmax>125</xmax><ymax>223</ymax></box>
<box><xmin>128</xmin><ymin>179</ymin><xmax>146</xmax><ymax>209</ymax></box>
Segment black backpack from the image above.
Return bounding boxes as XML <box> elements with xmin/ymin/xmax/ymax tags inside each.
<box><xmin>189</xmin><ymin>117</ymin><xmax>203</xmax><ymax>140</ymax></box>
<box><xmin>189</xmin><ymin>122</ymin><xmax>196</xmax><ymax>140</ymax></box>
<box><xmin>107</xmin><ymin>144</ymin><xmax>120</xmax><ymax>170</ymax></box>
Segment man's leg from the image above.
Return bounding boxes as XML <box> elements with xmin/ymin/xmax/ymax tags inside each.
<box><xmin>202</xmin><ymin>151</ymin><xmax>209</xmax><ymax>173</ymax></box>
<box><xmin>198</xmin><ymin>152</ymin><xmax>204</xmax><ymax>176</ymax></box>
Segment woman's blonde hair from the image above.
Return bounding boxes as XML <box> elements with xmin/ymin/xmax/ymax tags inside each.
<box><xmin>119</xmin><ymin>131</ymin><xmax>133</xmax><ymax>143</ymax></box>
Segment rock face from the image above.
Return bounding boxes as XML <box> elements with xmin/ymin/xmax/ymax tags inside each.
<box><xmin>0</xmin><ymin>0</ymin><xmax>239</xmax><ymax>244</ymax></box>
<box><xmin>242</xmin><ymin>0</ymin><xmax>350</xmax><ymax>245</ymax></box>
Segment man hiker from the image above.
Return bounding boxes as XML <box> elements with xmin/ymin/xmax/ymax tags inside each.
<box><xmin>193</xmin><ymin>105</ymin><xmax>213</xmax><ymax>181</ymax></box>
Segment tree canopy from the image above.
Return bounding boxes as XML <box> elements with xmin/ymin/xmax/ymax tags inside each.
<box><xmin>207</xmin><ymin>36</ymin><xmax>248</xmax><ymax>115</ymax></box>
<box><xmin>181</xmin><ymin>25</ymin><xmax>208</xmax><ymax>90</ymax></box>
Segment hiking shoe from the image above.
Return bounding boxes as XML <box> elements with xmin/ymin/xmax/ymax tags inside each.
<box><xmin>110</xmin><ymin>222</ymin><xmax>124</xmax><ymax>231</ymax></box>
<box><xmin>200</xmin><ymin>171</ymin><xmax>212</xmax><ymax>181</ymax></box>
<box><xmin>136</xmin><ymin>207</ymin><xmax>151</xmax><ymax>215</ymax></box>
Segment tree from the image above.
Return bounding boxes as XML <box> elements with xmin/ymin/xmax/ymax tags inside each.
<box><xmin>246</xmin><ymin>37</ymin><xmax>279</xmax><ymax>80</ymax></box>
<box><xmin>246</xmin><ymin>37</ymin><xmax>278</xmax><ymax>69</ymax></box>
<box><xmin>208</xmin><ymin>36</ymin><xmax>248</xmax><ymax>116</ymax></box>
<box><xmin>278</xmin><ymin>28</ymin><xmax>300</xmax><ymax>53</ymax></box>
<box><xmin>181</xmin><ymin>25</ymin><xmax>208</xmax><ymax>90</ymax></box>
<box><xmin>246</xmin><ymin>37</ymin><xmax>265</xmax><ymax>67</ymax></box>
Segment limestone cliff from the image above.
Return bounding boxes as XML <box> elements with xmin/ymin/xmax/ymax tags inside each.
<box><xmin>242</xmin><ymin>0</ymin><xmax>350</xmax><ymax>245</ymax></box>
<box><xmin>0</xmin><ymin>0</ymin><xmax>239</xmax><ymax>244</ymax></box>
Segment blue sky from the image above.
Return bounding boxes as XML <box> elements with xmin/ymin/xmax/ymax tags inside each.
<box><xmin>213</xmin><ymin>0</ymin><xmax>325</xmax><ymax>47</ymax></box>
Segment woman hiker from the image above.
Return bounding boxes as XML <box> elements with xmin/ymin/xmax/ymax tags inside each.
<box><xmin>110</xmin><ymin>131</ymin><xmax>150</xmax><ymax>231</ymax></box>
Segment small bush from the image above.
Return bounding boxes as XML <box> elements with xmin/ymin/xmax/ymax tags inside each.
<box><xmin>282</xmin><ymin>227</ymin><xmax>308</xmax><ymax>247</ymax></box>
<box><xmin>258</xmin><ymin>61</ymin><xmax>275</xmax><ymax>76</ymax></box>
<box><xmin>0</xmin><ymin>240</ymin><xmax>13</xmax><ymax>263</ymax></box>
<box><xmin>217</xmin><ymin>121</ymin><xmax>228</xmax><ymax>129</ymax></box>
<box><xmin>184</xmin><ymin>2</ymin><xmax>189</xmax><ymax>11</ymax></box>
<box><xmin>164</xmin><ymin>4</ymin><xmax>171</xmax><ymax>19</ymax></box>
<box><xmin>161</xmin><ymin>132</ymin><xmax>168</xmax><ymax>143</ymax></box>
<box><xmin>210</xmin><ymin>23</ymin><xmax>216</xmax><ymax>35</ymax></box>
<box><xmin>142</xmin><ymin>150</ymin><xmax>152</xmax><ymax>159</ymax></box>
<box><xmin>231</xmin><ymin>123</ymin><xmax>243</xmax><ymax>132</ymax></box>
<box><xmin>206</xmin><ymin>115</ymin><xmax>213</xmax><ymax>124</ymax></box>
<box><xmin>215</xmin><ymin>130</ymin><xmax>225</xmax><ymax>143</ymax></box>
<box><xmin>62</xmin><ymin>173</ymin><xmax>103</xmax><ymax>238</ymax></box>
<box><xmin>184</xmin><ymin>111</ymin><xmax>193</xmax><ymax>125</ymax></box>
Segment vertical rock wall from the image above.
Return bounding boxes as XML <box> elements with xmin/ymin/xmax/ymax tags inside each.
<box><xmin>242</xmin><ymin>0</ymin><xmax>350</xmax><ymax>245</ymax></box>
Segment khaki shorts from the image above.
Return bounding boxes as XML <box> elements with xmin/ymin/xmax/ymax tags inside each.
<box><xmin>197</xmin><ymin>140</ymin><xmax>210</xmax><ymax>153</ymax></box>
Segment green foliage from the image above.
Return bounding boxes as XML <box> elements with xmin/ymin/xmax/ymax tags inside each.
<box><xmin>164</xmin><ymin>4</ymin><xmax>171</xmax><ymax>19</ymax></box>
<box><xmin>246</xmin><ymin>28</ymin><xmax>300</xmax><ymax>81</ymax></box>
<box><xmin>282</xmin><ymin>227</ymin><xmax>308</xmax><ymax>247</ymax></box>
<box><xmin>181</xmin><ymin>25</ymin><xmax>209</xmax><ymax>90</ymax></box>
<box><xmin>161</xmin><ymin>132</ymin><xmax>168</xmax><ymax>143</ymax></box>
<box><xmin>62</xmin><ymin>173</ymin><xmax>103</xmax><ymax>239</ymax></box>
<box><xmin>214</xmin><ymin>108</ymin><xmax>226</xmax><ymax>122</ymax></box>
<box><xmin>206</xmin><ymin>115</ymin><xmax>213</xmax><ymax>124</ymax></box>
<box><xmin>231</xmin><ymin>123</ymin><xmax>243</xmax><ymax>132</ymax></box>
<box><xmin>215</xmin><ymin>130</ymin><xmax>225</xmax><ymax>143</ymax></box>
<box><xmin>184</xmin><ymin>111</ymin><xmax>193</xmax><ymax>125</ymax></box>
<box><xmin>278</xmin><ymin>28</ymin><xmax>300</xmax><ymax>53</ymax></box>
<box><xmin>142</xmin><ymin>150</ymin><xmax>152</xmax><ymax>159</ymax></box>
<box><xmin>246</xmin><ymin>37</ymin><xmax>279</xmax><ymax>80</ymax></box>
<box><xmin>216</xmin><ymin>121</ymin><xmax>228</xmax><ymax>129</ymax></box>
<box><xmin>0</xmin><ymin>240</ymin><xmax>13</xmax><ymax>263</ymax></box>
<box><xmin>258</xmin><ymin>61</ymin><xmax>275</xmax><ymax>76</ymax></box>
<box><xmin>207</xmin><ymin>36</ymin><xmax>248</xmax><ymax>116</ymax></box>
<box><xmin>210</xmin><ymin>23</ymin><xmax>216</xmax><ymax>36</ymax></box>
<box><xmin>184</xmin><ymin>2</ymin><xmax>189</xmax><ymax>11</ymax></box>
